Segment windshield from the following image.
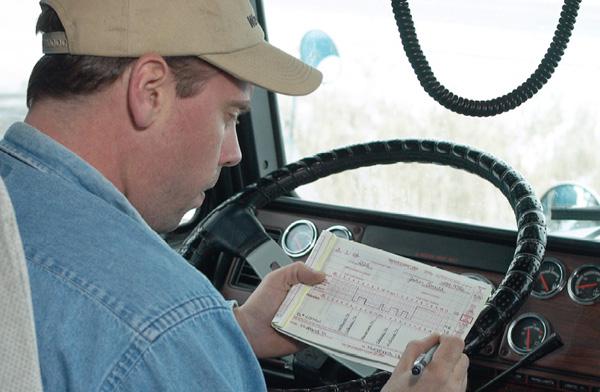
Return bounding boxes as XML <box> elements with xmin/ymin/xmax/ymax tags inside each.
<box><xmin>0</xmin><ymin>3</ymin><xmax>39</xmax><ymax>131</ymax></box>
<box><xmin>262</xmin><ymin>0</ymin><xmax>600</xmax><ymax>241</ymax></box>
<box><xmin>2</xmin><ymin>1</ymin><xmax>600</xmax><ymax>242</ymax></box>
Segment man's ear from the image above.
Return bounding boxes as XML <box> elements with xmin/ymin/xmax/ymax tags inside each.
<box><xmin>127</xmin><ymin>54</ymin><xmax>173</xmax><ymax>129</ymax></box>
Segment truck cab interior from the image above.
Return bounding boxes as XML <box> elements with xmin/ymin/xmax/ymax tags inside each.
<box><xmin>1</xmin><ymin>0</ymin><xmax>599</xmax><ymax>391</ymax></box>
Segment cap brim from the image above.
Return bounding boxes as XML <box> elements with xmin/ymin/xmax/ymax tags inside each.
<box><xmin>201</xmin><ymin>41</ymin><xmax>322</xmax><ymax>96</ymax></box>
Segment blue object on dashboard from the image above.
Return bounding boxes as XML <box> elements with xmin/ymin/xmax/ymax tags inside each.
<box><xmin>300</xmin><ymin>30</ymin><xmax>339</xmax><ymax>68</ymax></box>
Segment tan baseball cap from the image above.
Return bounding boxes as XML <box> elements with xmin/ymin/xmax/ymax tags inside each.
<box><xmin>40</xmin><ymin>0</ymin><xmax>322</xmax><ymax>96</ymax></box>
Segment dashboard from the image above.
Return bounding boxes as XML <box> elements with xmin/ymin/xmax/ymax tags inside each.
<box><xmin>218</xmin><ymin>197</ymin><xmax>600</xmax><ymax>391</ymax></box>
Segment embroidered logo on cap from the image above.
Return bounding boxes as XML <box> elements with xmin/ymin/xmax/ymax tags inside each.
<box><xmin>247</xmin><ymin>14</ymin><xmax>258</xmax><ymax>28</ymax></box>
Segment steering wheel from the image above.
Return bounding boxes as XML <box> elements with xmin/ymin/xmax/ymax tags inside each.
<box><xmin>178</xmin><ymin>139</ymin><xmax>546</xmax><ymax>390</ymax></box>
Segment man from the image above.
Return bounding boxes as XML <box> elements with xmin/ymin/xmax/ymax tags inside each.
<box><xmin>0</xmin><ymin>0</ymin><xmax>468</xmax><ymax>390</ymax></box>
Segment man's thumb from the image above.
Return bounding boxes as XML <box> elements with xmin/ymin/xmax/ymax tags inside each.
<box><xmin>287</xmin><ymin>262</ymin><xmax>326</xmax><ymax>287</ymax></box>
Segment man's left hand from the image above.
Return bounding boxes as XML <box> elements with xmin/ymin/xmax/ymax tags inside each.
<box><xmin>233</xmin><ymin>261</ymin><xmax>326</xmax><ymax>358</ymax></box>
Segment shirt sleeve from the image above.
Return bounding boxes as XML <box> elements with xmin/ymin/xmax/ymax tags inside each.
<box><xmin>113</xmin><ymin>306</ymin><xmax>266</xmax><ymax>392</ymax></box>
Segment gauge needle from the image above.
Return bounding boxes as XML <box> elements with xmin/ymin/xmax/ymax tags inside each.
<box><xmin>577</xmin><ymin>283</ymin><xmax>598</xmax><ymax>289</ymax></box>
<box><xmin>540</xmin><ymin>274</ymin><xmax>550</xmax><ymax>292</ymax></box>
<box><xmin>526</xmin><ymin>328</ymin><xmax>531</xmax><ymax>350</ymax></box>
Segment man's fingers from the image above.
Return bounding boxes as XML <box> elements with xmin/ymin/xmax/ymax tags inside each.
<box><xmin>432</xmin><ymin>335</ymin><xmax>465</xmax><ymax>366</ymax></box>
<box><xmin>395</xmin><ymin>334</ymin><xmax>440</xmax><ymax>372</ymax></box>
<box><xmin>450</xmin><ymin>353</ymin><xmax>469</xmax><ymax>384</ymax></box>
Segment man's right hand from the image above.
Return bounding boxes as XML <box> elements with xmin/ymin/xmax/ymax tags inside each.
<box><xmin>382</xmin><ymin>334</ymin><xmax>469</xmax><ymax>392</ymax></box>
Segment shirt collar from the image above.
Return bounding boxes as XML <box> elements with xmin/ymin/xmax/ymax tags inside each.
<box><xmin>0</xmin><ymin>122</ymin><xmax>148</xmax><ymax>227</ymax></box>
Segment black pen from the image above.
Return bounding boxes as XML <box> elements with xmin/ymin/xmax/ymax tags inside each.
<box><xmin>411</xmin><ymin>344</ymin><xmax>439</xmax><ymax>376</ymax></box>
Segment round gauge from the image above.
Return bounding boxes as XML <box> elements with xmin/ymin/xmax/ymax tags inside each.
<box><xmin>461</xmin><ymin>273</ymin><xmax>496</xmax><ymax>291</ymax></box>
<box><xmin>324</xmin><ymin>225</ymin><xmax>353</xmax><ymax>240</ymax></box>
<box><xmin>507</xmin><ymin>313</ymin><xmax>550</xmax><ymax>355</ymax></box>
<box><xmin>532</xmin><ymin>258</ymin><xmax>567</xmax><ymax>299</ymax></box>
<box><xmin>567</xmin><ymin>264</ymin><xmax>600</xmax><ymax>305</ymax></box>
<box><xmin>281</xmin><ymin>220</ymin><xmax>318</xmax><ymax>258</ymax></box>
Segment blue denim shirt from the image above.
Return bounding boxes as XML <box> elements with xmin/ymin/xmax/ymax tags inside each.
<box><xmin>0</xmin><ymin>122</ymin><xmax>266</xmax><ymax>391</ymax></box>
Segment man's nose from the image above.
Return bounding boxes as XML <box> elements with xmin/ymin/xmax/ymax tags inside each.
<box><xmin>220</xmin><ymin>129</ymin><xmax>242</xmax><ymax>167</ymax></box>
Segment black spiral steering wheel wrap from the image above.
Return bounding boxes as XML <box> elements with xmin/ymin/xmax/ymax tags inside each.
<box><xmin>179</xmin><ymin>139</ymin><xmax>546</xmax><ymax>390</ymax></box>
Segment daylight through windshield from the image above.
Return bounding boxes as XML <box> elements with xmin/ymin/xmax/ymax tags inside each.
<box><xmin>2</xmin><ymin>0</ymin><xmax>600</xmax><ymax>241</ymax></box>
<box><xmin>264</xmin><ymin>0</ymin><xmax>600</xmax><ymax>241</ymax></box>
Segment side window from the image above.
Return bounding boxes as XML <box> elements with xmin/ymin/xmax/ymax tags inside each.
<box><xmin>263</xmin><ymin>0</ymin><xmax>600</xmax><ymax>234</ymax></box>
<box><xmin>0</xmin><ymin>3</ymin><xmax>39</xmax><ymax>136</ymax></box>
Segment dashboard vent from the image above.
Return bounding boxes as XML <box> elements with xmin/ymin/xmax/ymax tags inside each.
<box><xmin>230</xmin><ymin>228</ymin><xmax>281</xmax><ymax>289</ymax></box>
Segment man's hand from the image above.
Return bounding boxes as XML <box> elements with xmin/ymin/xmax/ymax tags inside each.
<box><xmin>233</xmin><ymin>261</ymin><xmax>326</xmax><ymax>358</ymax></box>
<box><xmin>382</xmin><ymin>334</ymin><xmax>469</xmax><ymax>392</ymax></box>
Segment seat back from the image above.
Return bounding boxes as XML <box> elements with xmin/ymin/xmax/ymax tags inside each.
<box><xmin>0</xmin><ymin>177</ymin><xmax>43</xmax><ymax>391</ymax></box>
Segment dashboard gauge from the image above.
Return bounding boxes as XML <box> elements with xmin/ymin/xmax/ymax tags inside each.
<box><xmin>507</xmin><ymin>313</ymin><xmax>550</xmax><ymax>355</ymax></box>
<box><xmin>532</xmin><ymin>258</ymin><xmax>567</xmax><ymax>299</ymax></box>
<box><xmin>461</xmin><ymin>272</ymin><xmax>496</xmax><ymax>291</ymax></box>
<box><xmin>324</xmin><ymin>225</ymin><xmax>353</xmax><ymax>240</ymax></box>
<box><xmin>281</xmin><ymin>220</ymin><xmax>318</xmax><ymax>258</ymax></box>
<box><xmin>567</xmin><ymin>264</ymin><xmax>600</xmax><ymax>305</ymax></box>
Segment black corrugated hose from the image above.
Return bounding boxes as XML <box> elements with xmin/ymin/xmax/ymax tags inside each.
<box><xmin>391</xmin><ymin>0</ymin><xmax>582</xmax><ymax>117</ymax></box>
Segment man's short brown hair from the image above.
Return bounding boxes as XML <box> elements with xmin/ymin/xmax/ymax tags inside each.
<box><xmin>27</xmin><ymin>4</ymin><xmax>218</xmax><ymax>108</ymax></box>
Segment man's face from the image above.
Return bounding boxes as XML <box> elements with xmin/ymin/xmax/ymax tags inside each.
<box><xmin>147</xmin><ymin>70</ymin><xmax>250</xmax><ymax>232</ymax></box>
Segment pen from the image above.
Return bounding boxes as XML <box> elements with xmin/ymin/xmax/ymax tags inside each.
<box><xmin>411</xmin><ymin>344</ymin><xmax>439</xmax><ymax>376</ymax></box>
